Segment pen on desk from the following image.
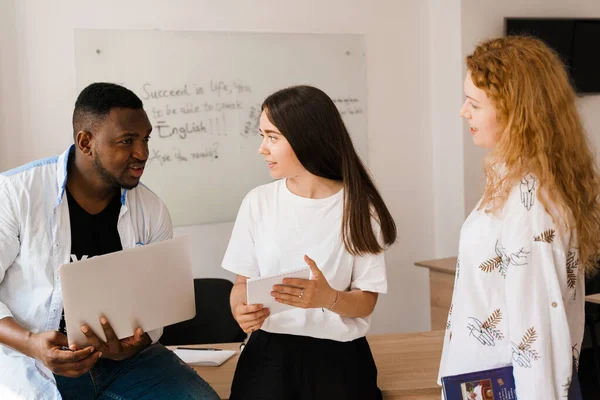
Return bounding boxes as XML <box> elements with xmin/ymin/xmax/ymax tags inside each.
<box><xmin>176</xmin><ymin>347</ymin><xmax>223</xmax><ymax>351</ymax></box>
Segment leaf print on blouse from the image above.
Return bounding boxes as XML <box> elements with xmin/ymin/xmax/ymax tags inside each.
<box><xmin>455</xmin><ymin>256</ymin><xmax>460</xmax><ymax>280</ymax></box>
<box><xmin>479</xmin><ymin>241</ymin><xmax>530</xmax><ymax>278</ymax></box>
<box><xmin>519</xmin><ymin>175</ymin><xmax>537</xmax><ymax>211</ymax></box>
<box><xmin>573</xmin><ymin>344</ymin><xmax>580</xmax><ymax>372</ymax></box>
<box><xmin>467</xmin><ymin>309</ymin><xmax>504</xmax><ymax>346</ymax></box>
<box><xmin>479</xmin><ymin>255</ymin><xmax>503</xmax><ymax>274</ymax></box>
<box><xmin>534</xmin><ymin>229</ymin><xmax>556</xmax><ymax>243</ymax></box>
<box><xmin>567</xmin><ymin>250</ymin><xmax>579</xmax><ymax>300</ymax></box>
<box><xmin>563</xmin><ymin>377</ymin><xmax>571</xmax><ymax>398</ymax></box>
<box><xmin>511</xmin><ymin>327</ymin><xmax>540</xmax><ymax>368</ymax></box>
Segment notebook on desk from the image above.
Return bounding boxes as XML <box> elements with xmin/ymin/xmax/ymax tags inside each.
<box><xmin>246</xmin><ymin>267</ymin><xmax>311</xmax><ymax>315</ymax></box>
<box><xmin>173</xmin><ymin>348</ymin><xmax>237</xmax><ymax>367</ymax></box>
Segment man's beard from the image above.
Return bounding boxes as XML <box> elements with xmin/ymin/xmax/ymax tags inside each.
<box><xmin>92</xmin><ymin>152</ymin><xmax>139</xmax><ymax>190</ymax></box>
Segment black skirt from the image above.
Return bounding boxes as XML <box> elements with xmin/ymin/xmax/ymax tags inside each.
<box><xmin>230</xmin><ymin>329</ymin><xmax>383</xmax><ymax>400</ymax></box>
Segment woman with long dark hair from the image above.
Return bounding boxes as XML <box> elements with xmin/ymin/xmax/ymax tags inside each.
<box><xmin>222</xmin><ymin>85</ymin><xmax>397</xmax><ymax>399</ymax></box>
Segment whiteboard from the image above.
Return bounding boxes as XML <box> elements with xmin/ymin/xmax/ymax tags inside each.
<box><xmin>74</xmin><ymin>30</ymin><xmax>367</xmax><ymax>226</ymax></box>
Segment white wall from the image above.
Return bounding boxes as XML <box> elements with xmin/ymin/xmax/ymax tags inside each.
<box><xmin>429</xmin><ymin>0</ymin><xmax>465</xmax><ymax>258</ymax></box>
<box><xmin>0</xmin><ymin>0</ymin><xmax>21</xmax><ymax>170</ymax></box>
<box><xmin>0</xmin><ymin>0</ymin><xmax>434</xmax><ymax>334</ymax></box>
<box><xmin>366</xmin><ymin>0</ymin><xmax>433</xmax><ymax>333</ymax></box>
<box><xmin>461</xmin><ymin>0</ymin><xmax>600</xmax><ymax>212</ymax></box>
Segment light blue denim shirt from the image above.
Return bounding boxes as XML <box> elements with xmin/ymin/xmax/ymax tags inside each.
<box><xmin>0</xmin><ymin>145</ymin><xmax>172</xmax><ymax>399</ymax></box>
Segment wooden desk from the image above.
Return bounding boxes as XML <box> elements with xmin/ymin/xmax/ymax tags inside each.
<box><xmin>586</xmin><ymin>293</ymin><xmax>600</xmax><ymax>305</ymax></box>
<box><xmin>172</xmin><ymin>330</ymin><xmax>444</xmax><ymax>400</ymax></box>
<box><xmin>415</xmin><ymin>257</ymin><xmax>457</xmax><ymax>330</ymax></box>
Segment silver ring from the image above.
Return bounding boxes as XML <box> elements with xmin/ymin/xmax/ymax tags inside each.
<box><xmin>299</xmin><ymin>289</ymin><xmax>304</xmax><ymax>299</ymax></box>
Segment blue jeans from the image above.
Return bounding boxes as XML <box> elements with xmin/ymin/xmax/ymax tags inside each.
<box><xmin>55</xmin><ymin>343</ymin><xmax>219</xmax><ymax>400</ymax></box>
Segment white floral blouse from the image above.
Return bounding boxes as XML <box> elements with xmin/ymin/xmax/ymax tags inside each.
<box><xmin>438</xmin><ymin>174</ymin><xmax>584</xmax><ymax>399</ymax></box>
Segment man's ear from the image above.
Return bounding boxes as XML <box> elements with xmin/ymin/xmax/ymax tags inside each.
<box><xmin>75</xmin><ymin>130</ymin><xmax>93</xmax><ymax>156</ymax></box>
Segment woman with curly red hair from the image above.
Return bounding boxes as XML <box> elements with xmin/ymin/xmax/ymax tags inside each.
<box><xmin>439</xmin><ymin>36</ymin><xmax>600</xmax><ymax>399</ymax></box>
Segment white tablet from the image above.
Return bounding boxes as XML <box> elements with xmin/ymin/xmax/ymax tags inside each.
<box><xmin>246</xmin><ymin>267</ymin><xmax>311</xmax><ymax>315</ymax></box>
<box><xmin>60</xmin><ymin>236</ymin><xmax>196</xmax><ymax>347</ymax></box>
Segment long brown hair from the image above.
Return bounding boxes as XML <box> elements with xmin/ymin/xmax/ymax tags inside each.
<box><xmin>467</xmin><ymin>36</ymin><xmax>600</xmax><ymax>275</ymax></box>
<box><xmin>262</xmin><ymin>85</ymin><xmax>397</xmax><ymax>255</ymax></box>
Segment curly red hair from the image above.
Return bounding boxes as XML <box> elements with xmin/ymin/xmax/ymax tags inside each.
<box><xmin>467</xmin><ymin>36</ymin><xmax>600</xmax><ymax>275</ymax></box>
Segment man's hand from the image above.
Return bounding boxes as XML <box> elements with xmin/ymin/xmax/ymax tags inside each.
<box><xmin>28</xmin><ymin>330</ymin><xmax>101</xmax><ymax>377</ymax></box>
<box><xmin>80</xmin><ymin>316</ymin><xmax>150</xmax><ymax>361</ymax></box>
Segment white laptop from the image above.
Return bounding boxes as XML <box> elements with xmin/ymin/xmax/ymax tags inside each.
<box><xmin>60</xmin><ymin>236</ymin><xmax>196</xmax><ymax>347</ymax></box>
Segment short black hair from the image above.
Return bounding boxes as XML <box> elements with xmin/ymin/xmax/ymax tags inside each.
<box><xmin>72</xmin><ymin>82</ymin><xmax>143</xmax><ymax>138</ymax></box>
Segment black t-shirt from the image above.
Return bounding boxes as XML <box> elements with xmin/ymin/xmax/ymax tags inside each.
<box><xmin>58</xmin><ymin>188</ymin><xmax>123</xmax><ymax>334</ymax></box>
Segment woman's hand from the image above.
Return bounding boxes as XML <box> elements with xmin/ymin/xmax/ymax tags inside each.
<box><xmin>232</xmin><ymin>303</ymin><xmax>270</xmax><ymax>333</ymax></box>
<box><xmin>230</xmin><ymin>275</ymin><xmax>270</xmax><ymax>334</ymax></box>
<box><xmin>271</xmin><ymin>255</ymin><xmax>337</xmax><ymax>309</ymax></box>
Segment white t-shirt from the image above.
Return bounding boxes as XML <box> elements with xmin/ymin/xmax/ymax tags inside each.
<box><xmin>222</xmin><ymin>179</ymin><xmax>387</xmax><ymax>342</ymax></box>
<box><xmin>438</xmin><ymin>174</ymin><xmax>583</xmax><ymax>399</ymax></box>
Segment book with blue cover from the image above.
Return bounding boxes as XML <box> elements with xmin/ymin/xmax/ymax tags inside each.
<box><xmin>442</xmin><ymin>366</ymin><xmax>516</xmax><ymax>400</ymax></box>
<box><xmin>442</xmin><ymin>365</ymin><xmax>582</xmax><ymax>400</ymax></box>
